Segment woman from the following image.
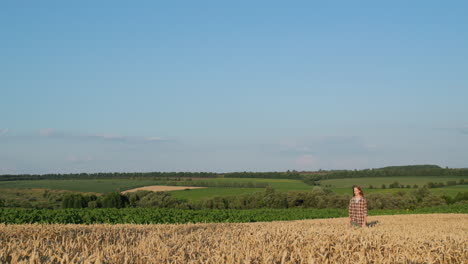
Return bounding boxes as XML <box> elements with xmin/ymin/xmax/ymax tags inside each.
<box><xmin>348</xmin><ymin>185</ymin><xmax>368</xmax><ymax>228</ymax></box>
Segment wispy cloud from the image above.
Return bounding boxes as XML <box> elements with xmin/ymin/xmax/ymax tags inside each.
<box><xmin>37</xmin><ymin>129</ymin><xmax>171</xmax><ymax>143</ymax></box>
<box><xmin>145</xmin><ymin>137</ymin><xmax>164</xmax><ymax>141</ymax></box>
<box><xmin>66</xmin><ymin>154</ymin><xmax>95</xmax><ymax>164</ymax></box>
<box><xmin>38</xmin><ymin>128</ymin><xmax>54</xmax><ymax>136</ymax></box>
<box><xmin>295</xmin><ymin>154</ymin><xmax>320</xmax><ymax>167</ymax></box>
<box><xmin>0</xmin><ymin>128</ymin><xmax>9</xmax><ymax>136</ymax></box>
<box><xmin>294</xmin><ymin>154</ymin><xmax>370</xmax><ymax>170</ymax></box>
<box><xmin>433</xmin><ymin>124</ymin><xmax>468</xmax><ymax>135</ymax></box>
<box><xmin>272</xmin><ymin>136</ymin><xmax>378</xmax><ymax>170</ymax></box>
<box><xmin>277</xmin><ymin>136</ymin><xmax>376</xmax><ymax>157</ymax></box>
<box><xmin>458</xmin><ymin>125</ymin><xmax>468</xmax><ymax>135</ymax></box>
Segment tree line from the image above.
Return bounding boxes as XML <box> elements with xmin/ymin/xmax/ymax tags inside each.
<box><xmin>0</xmin><ymin>172</ymin><xmax>217</xmax><ymax>181</ymax></box>
<box><xmin>1</xmin><ymin>165</ymin><xmax>467</xmax><ymax>186</ymax></box>
<box><xmin>303</xmin><ymin>166</ymin><xmax>468</xmax><ymax>185</ymax></box>
<box><xmin>54</xmin><ymin>186</ymin><xmax>468</xmax><ymax>210</ymax></box>
<box><xmin>367</xmin><ymin>179</ymin><xmax>467</xmax><ymax>189</ymax></box>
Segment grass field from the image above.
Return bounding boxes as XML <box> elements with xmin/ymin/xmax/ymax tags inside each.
<box><xmin>0</xmin><ymin>178</ymin><xmax>314</xmax><ymax>202</ymax></box>
<box><xmin>0</xmin><ymin>188</ymin><xmax>100</xmax><ymax>208</ymax></box>
<box><xmin>330</xmin><ymin>186</ymin><xmax>466</xmax><ymax>197</ymax></box>
<box><xmin>202</xmin><ymin>177</ymin><xmax>313</xmax><ymax>190</ymax></box>
<box><xmin>170</xmin><ymin>178</ymin><xmax>314</xmax><ymax>201</ymax></box>
<box><xmin>0</xmin><ymin>176</ymin><xmax>466</xmax><ymax>202</ymax></box>
<box><xmin>319</xmin><ymin>176</ymin><xmax>466</xmax><ymax>188</ymax></box>
<box><xmin>0</xmin><ymin>179</ymin><xmax>159</xmax><ymax>193</ymax></box>
<box><xmin>170</xmin><ymin>187</ymin><xmax>265</xmax><ymax>201</ymax></box>
<box><xmin>319</xmin><ymin>176</ymin><xmax>468</xmax><ymax>197</ymax></box>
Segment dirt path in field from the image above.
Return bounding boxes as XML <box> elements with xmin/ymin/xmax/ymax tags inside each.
<box><xmin>121</xmin><ymin>185</ymin><xmax>206</xmax><ymax>193</ymax></box>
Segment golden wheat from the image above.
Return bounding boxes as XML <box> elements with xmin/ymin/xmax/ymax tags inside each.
<box><xmin>0</xmin><ymin>214</ymin><xmax>466</xmax><ymax>264</ymax></box>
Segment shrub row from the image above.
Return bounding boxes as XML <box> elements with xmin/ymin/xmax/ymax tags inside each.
<box><xmin>0</xmin><ymin>204</ymin><xmax>466</xmax><ymax>224</ymax></box>
<box><xmin>55</xmin><ymin>186</ymin><xmax>468</xmax><ymax>211</ymax></box>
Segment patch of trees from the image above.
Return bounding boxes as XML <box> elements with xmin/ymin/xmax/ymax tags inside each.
<box><xmin>0</xmin><ymin>172</ymin><xmax>218</xmax><ymax>181</ymax></box>
<box><xmin>0</xmin><ymin>171</ymin><xmax>304</xmax><ymax>181</ymax></box>
<box><xmin>441</xmin><ymin>192</ymin><xmax>468</xmax><ymax>205</ymax></box>
<box><xmin>62</xmin><ymin>191</ymin><xmax>188</xmax><ymax>209</ymax></box>
<box><xmin>200</xmin><ymin>187</ymin><xmax>468</xmax><ymax>210</ymax></box>
<box><xmin>369</xmin><ymin>179</ymin><xmax>467</xmax><ymax>189</ymax></box>
<box><xmin>3</xmin><ymin>165</ymin><xmax>465</xmax><ymax>184</ymax></box>
<box><xmin>62</xmin><ymin>194</ymin><xmax>98</xmax><ymax>209</ymax></box>
<box><xmin>302</xmin><ymin>166</ymin><xmax>468</xmax><ymax>183</ymax></box>
<box><xmin>59</xmin><ymin>187</ymin><xmax>468</xmax><ymax>210</ymax></box>
<box><xmin>199</xmin><ymin>187</ymin><xmax>349</xmax><ymax>209</ymax></box>
<box><xmin>222</xmin><ymin>171</ymin><xmax>303</xmax><ymax>180</ymax></box>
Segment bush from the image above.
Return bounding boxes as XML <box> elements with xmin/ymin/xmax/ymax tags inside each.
<box><xmin>100</xmin><ymin>192</ymin><xmax>128</xmax><ymax>208</ymax></box>
<box><xmin>453</xmin><ymin>192</ymin><xmax>468</xmax><ymax>203</ymax></box>
<box><xmin>389</xmin><ymin>181</ymin><xmax>402</xmax><ymax>188</ymax></box>
<box><xmin>136</xmin><ymin>192</ymin><xmax>183</xmax><ymax>208</ymax></box>
<box><xmin>125</xmin><ymin>190</ymin><xmax>152</xmax><ymax>207</ymax></box>
<box><xmin>62</xmin><ymin>194</ymin><xmax>98</xmax><ymax>209</ymax></box>
<box><xmin>413</xmin><ymin>186</ymin><xmax>431</xmax><ymax>202</ymax></box>
<box><xmin>420</xmin><ymin>195</ymin><xmax>446</xmax><ymax>207</ymax></box>
<box><xmin>62</xmin><ymin>194</ymin><xmax>87</xmax><ymax>209</ymax></box>
<box><xmin>366</xmin><ymin>191</ymin><xmax>419</xmax><ymax>210</ymax></box>
<box><xmin>87</xmin><ymin>200</ymin><xmax>100</xmax><ymax>208</ymax></box>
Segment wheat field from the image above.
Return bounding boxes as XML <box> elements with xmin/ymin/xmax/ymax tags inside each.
<box><xmin>0</xmin><ymin>214</ymin><xmax>466</xmax><ymax>264</ymax></box>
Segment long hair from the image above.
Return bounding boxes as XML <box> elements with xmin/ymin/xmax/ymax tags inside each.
<box><xmin>352</xmin><ymin>185</ymin><xmax>364</xmax><ymax>197</ymax></box>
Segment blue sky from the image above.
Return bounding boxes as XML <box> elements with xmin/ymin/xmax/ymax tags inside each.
<box><xmin>1</xmin><ymin>1</ymin><xmax>467</xmax><ymax>174</ymax></box>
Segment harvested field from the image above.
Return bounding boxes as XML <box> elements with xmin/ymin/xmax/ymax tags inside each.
<box><xmin>121</xmin><ymin>185</ymin><xmax>206</xmax><ymax>193</ymax></box>
<box><xmin>0</xmin><ymin>214</ymin><xmax>466</xmax><ymax>263</ymax></box>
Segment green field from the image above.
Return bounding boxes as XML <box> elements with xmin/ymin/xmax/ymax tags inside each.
<box><xmin>428</xmin><ymin>185</ymin><xmax>468</xmax><ymax>197</ymax></box>
<box><xmin>0</xmin><ymin>178</ymin><xmax>314</xmax><ymax>202</ymax></box>
<box><xmin>198</xmin><ymin>178</ymin><xmax>313</xmax><ymax>190</ymax></box>
<box><xmin>170</xmin><ymin>187</ymin><xmax>263</xmax><ymax>201</ymax></box>
<box><xmin>318</xmin><ymin>176</ymin><xmax>467</xmax><ymax>197</ymax></box>
<box><xmin>0</xmin><ymin>176</ymin><xmax>466</xmax><ymax>202</ymax></box>
<box><xmin>319</xmin><ymin>176</ymin><xmax>466</xmax><ymax>188</ymax></box>
<box><xmin>330</xmin><ymin>186</ymin><xmax>465</xmax><ymax>197</ymax></box>
<box><xmin>169</xmin><ymin>178</ymin><xmax>313</xmax><ymax>201</ymax></box>
<box><xmin>0</xmin><ymin>179</ymin><xmax>159</xmax><ymax>193</ymax></box>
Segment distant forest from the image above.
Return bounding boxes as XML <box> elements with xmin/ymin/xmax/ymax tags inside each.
<box><xmin>1</xmin><ymin>165</ymin><xmax>467</xmax><ymax>182</ymax></box>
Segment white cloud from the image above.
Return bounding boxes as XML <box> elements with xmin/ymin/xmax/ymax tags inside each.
<box><xmin>92</xmin><ymin>134</ymin><xmax>125</xmax><ymax>140</ymax></box>
<box><xmin>459</xmin><ymin>124</ymin><xmax>468</xmax><ymax>135</ymax></box>
<box><xmin>295</xmin><ymin>154</ymin><xmax>320</xmax><ymax>167</ymax></box>
<box><xmin>294</xmin><ymin>154</ymin><xmax>370</xmax><ymax>171</ymax></box>
<box><xmin>39</xmin><ymin>128</ymin><xmax>55</xmax><ymax>136</ymax></box>
<box><xmin>37</xmin><ymin>129</ymin><xmax>170</xmax><ymax>143</ymax></box>
<box><xmin>145</xmin><ymin>137</ymin><xmax>164</xmax><ymax>141</ymax></box>
<box><xmin>433</xmin><ymin>124</ymin><xmax>468</xmax><ymax>135</ymax></box>
<box><xmin>0</xmin><ymin>129</ymin><xmax>9</xmax><ymax>136</ymax></box>
<box><xmin>66</xmin><ymin>154</ymin><xmax>94</xmax><ymax>163</ymax></box>
<box><xmin>278</xmin><ymin>135</ymin><xmax>375</xmax><ymax>156</ymax></box>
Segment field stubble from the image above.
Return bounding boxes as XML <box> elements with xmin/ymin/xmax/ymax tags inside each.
<box><xmin>0</xmin><ymin>214</ymin><xmax>466</xmax><ymax>264</ymax></box>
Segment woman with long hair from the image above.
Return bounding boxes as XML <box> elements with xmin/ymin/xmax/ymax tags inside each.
<box><xmin>348</xmin><ymin>185</ymin><xmax>368</xmax><ymax>228</ymax></box>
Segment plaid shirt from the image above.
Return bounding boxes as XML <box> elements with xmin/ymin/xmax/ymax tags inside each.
<box><xmin>348</xmin><ymin>196</ymin><xmax>368</xmax><ymax>226</ymax></box>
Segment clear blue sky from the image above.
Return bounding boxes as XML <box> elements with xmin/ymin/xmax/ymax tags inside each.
<box><xmin>1</xmin><ymin>1</ymin><xmax>467</xmax><ymax>174</ymax></box>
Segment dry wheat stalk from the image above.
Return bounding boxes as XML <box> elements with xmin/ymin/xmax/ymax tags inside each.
<box><xmin>0</xmin><ymin>214</ymin><xmax>466</xmax><ymax>264</ymax></box>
